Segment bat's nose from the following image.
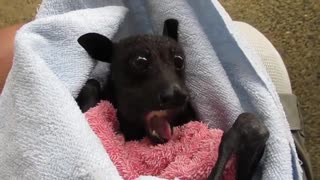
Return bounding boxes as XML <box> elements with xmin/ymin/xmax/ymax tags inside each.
<box><xmin>159</xmin><ymin>84</ymin><xmax>188</xmax><ymax>107</ymax></box>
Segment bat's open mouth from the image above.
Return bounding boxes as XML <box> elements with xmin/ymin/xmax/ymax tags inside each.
<box><xmin>145</xmin><ymin>109</ymin><xmax>176</xmax><ymax>143</ymax></box>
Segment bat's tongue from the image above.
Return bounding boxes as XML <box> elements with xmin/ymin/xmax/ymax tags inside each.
<box><xmin>145</xmin><ymin>111</ymin><xmax>172</xmax><ymax>142</ymax></box>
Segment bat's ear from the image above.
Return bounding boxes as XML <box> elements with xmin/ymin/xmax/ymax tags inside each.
<box><xmin>163</xmin><ymin>19</ymin><xmax>179</xmax><ymax>41</ymax></box>
<box><xmin>78</xmin><ymin>33</ymin><xmax>113</xmax><ymax>63</ymax></box>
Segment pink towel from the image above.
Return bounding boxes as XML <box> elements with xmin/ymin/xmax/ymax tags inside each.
<box><xmin>85</xmin><ymin>101</ymin><xmax>236</xmax><ymax>180</ymax></box>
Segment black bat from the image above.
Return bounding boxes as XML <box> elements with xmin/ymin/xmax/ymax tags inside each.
<box><xmin>76</xmin><ymin>19</ymin><xmax>269</xmax><ymax>180</ymax></box>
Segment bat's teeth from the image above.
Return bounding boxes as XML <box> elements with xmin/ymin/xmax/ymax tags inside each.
<box><xmin>152</xmin><ymin>130</ymin><xmax>157</xmax><ymax>136</ymax></box>
<box><xmin>152</xmin><ymin>130</ymin><xmax>160</xmax><ymax>138</ymax></box>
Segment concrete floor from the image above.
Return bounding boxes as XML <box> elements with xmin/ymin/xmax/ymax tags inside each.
<box><xmin>0</xmin><ymin>0</ymin><xmax>319</xmax><ymax>178</ymax></box>
<box><xmin>0</xmin><ymin>0</ymin><xmax>41</xmax><ymax>27</ymax></box>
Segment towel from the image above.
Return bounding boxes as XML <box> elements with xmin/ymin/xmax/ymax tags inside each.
<box><xmin>0</xmin><ymin>0</ymin><xmax>302</xmax><ymax>179</ymax></box>
<box><xmin>85</xmin><ymin>101</ymin><xmax>236</xmax><ymax>180</ymax></box>
<box><xmin>0</xmin><ymin>5</ymin><xmax>127</xmax><ymax>180</ymax></box>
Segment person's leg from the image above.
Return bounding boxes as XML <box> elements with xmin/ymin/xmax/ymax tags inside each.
<box><xmin>233</xmin><ymin>21</ymin><xmax>313</xmax><ymax>180</ymax></box>
<box><xmin>0</xmin><ymin>23</ymin><xmax>24</xmax><ymax>93</ymax></box>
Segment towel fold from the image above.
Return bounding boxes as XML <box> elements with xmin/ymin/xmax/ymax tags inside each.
<box><xmin>0</xmin><ymin>6</ymin><xmax>127</xmax><ymax>179</ymax></box>
<box><xmin>0</xmin><ymin>0</ymin><xmax>302</xmax><ymax>179</ymax></box>
<box><xmin>85</xmin><ymin>101</ymin><xmax>236</xmax><ymax>180</ymax></box>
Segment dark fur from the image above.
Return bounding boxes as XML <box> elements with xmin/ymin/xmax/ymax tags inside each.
<box><xmin>76</xmin><ymin>19</ymin><xmax>269</xmax><ymax>180</ymax></box>
<box><xmin>78</xmin><ymin>33</ymin><xmax>195</xmax><ymax>141</ymax></box>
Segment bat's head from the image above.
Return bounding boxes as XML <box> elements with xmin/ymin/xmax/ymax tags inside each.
<box><xmin>78</xmin><ymin>19</ymin><xmax>190</xmax><ymax>143</ymax></box>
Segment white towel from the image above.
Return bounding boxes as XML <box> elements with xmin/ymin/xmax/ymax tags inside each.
<box><xmin>0</xmin><ymin>0</ymin><xmax>302</xmax><ymax>179</ymax></box>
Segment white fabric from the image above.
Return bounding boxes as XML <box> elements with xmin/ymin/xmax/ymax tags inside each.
<box><xmin>233</xmin><ymin>21</ymin><xmax>292</xmax><ymax>94</ymax></box>
<box><xmin>0</xmin><ymin>0</ymin><xmax>302</xmax><ymax>179</ymax></box>
<box><xmin>0</xmin><ymin>6</ymin><xmax>126</xmax><ymax>180</ymax></box>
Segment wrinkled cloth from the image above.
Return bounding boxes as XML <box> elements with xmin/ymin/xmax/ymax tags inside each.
<box><xmin>86</xmin><ymin>101</ymin><xmax>236</xmax><ymax>180</ymax></box>
<box><xmin>0</xmin><ymin>0</ymin><xmax>302</xmax><ymax>179</ymax></box>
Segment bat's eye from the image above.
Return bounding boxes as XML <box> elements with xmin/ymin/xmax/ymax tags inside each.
<box><xmin>133</xmin><ymin>56</ymin><xmax>150</xmax><ymax>71</ymax></box>
<box><xmin>174</xmin><ymin>55</ymin><xmax>184</xmax><ymax>70</ymax></box>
